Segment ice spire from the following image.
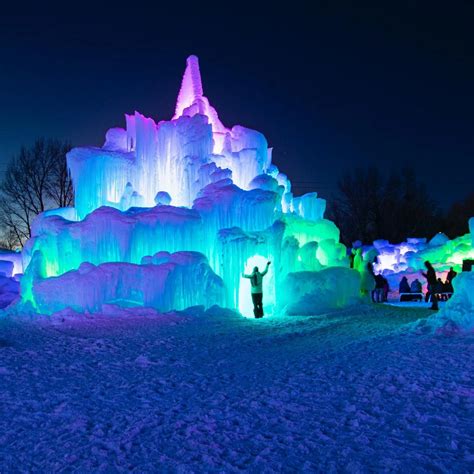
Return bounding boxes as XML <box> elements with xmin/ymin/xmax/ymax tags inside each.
<box><xmin>174</xmin><ymin>55</ymin><xmax>204</xmax><ymax>118</ymax></box>
<box><xmin>173</xmin><ymin>55</ymin><xmax>227</xmax><ymax>137</ymax></box>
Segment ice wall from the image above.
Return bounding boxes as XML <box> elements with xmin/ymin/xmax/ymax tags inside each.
<box><xmin>21</xmin><ymin>55</ymin><xmax>350</xmax><ymax>315</ymax></box>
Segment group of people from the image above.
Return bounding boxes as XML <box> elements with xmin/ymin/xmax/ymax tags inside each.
<box><xmin>399</xmin><ymin>262</ymin><xmax>457</xmax><ymax>310</ymax></box>
<box><xmin>244</xmin><ymin>257</ymin><xmax>458</xmax><ymax>318</ymax></box>
<box><xmin>422</xmin><ymin>262</ymin><xmax>457</xmax><ymax>310</ymax></box>
<box><xmin>398</xmin><ymin>276</ymin><xmax>423</xmax><ymax>301</ymax></box>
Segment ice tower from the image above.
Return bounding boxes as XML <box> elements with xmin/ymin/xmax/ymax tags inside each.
<box><xmin>21</xmin><ymin>55</ymin><xmax>350</xmax><ymax>316</ymax></box>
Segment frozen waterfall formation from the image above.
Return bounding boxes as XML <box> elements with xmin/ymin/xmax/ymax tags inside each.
<box><xmin>21</xmin><ymin>56</ymin><xmax>350</xmax><ymax>315</ymax></box>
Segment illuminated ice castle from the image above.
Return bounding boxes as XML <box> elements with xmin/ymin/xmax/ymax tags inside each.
<box><xmin>21</xmin><ymin>56</ymin><xmax>352</xmax><ymax>316</ymax></box>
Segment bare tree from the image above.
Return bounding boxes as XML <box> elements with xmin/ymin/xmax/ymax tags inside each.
<box><xmin>45</xmin><ymin>141</ymin><xmax>74</xmax><ymax>208</ymax></box>
<box><xmin>0</xmin><ymin>229</ymin><xmax>21</xmax><ymax>251</ymax></box>
<box><xmin>0</xmin><ymin>138</ymin><xmax>73</xmax><ymax>248</ymax></box>
<box><xmin>328</xmin><ymin>166</ymin><xmax>439</xmax><ymax>246</ymax></box>
<box><xmin>329</xmin><ymin>166</ymin><xmax>383</xmax><ymax>245</ymax></box>
<box><xmin>442</xmin><ymin>192</ymin><xmax>474</xmax><ymax>238</ymax></box>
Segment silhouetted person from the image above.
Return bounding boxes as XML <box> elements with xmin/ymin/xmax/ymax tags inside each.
<box><xmin>243</xmin><ymin>261</ymin><xmax>271</xmax><ymax>318</ymax></box>
<box><xmin>422</xmin><ymin>261</ymin><xmax>438</xmax><ymax>310</ymax></box>
<box><xmin>373</xmin><ymin>274</ymin><xmax>384</xmax><ymax>303</ymax></box>
<box><xmin>410</xmin><ymin>278</ymin><xmax>422</xmax><ymax>293</ymax></box>
<box><xmin>399</xmin><ymin>276</ymin><xmax>410</xmax><ymax>294</ymax></box>
<box><xmin>382</xmin><ymin>277</ymin><xmax>389</xmax><ymax>302</ymax></box>
<box><xmin>446</xmin><ymin>267</ymin><xmax>457</xmax><ymax>292</ymax></box>
<box><xmin>368</xmin><ymin>258</ymin><xmax>376</xmax><ymax>301</ymax></box>
<box><xmin>436</xmin><ymin>278</ymin><xmax>448</xmax><ymax>300</ymax></box>
<box><xmin>349</xmin><ymin>248</ymin><xmax>358</xmax><ymax>269</ymax></box>
<box><xmin>373</xmin><ymin>274</ymin><xmax>389</xmax><ymax>303</ymax></box>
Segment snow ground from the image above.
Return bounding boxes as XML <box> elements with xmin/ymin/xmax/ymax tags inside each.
<box><xmin>0</xmin><ymin>305</ymin><xmax>473</xmax><ymax>472</ymax></box>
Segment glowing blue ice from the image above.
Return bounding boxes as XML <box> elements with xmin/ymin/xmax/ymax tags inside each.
<box><xmin>21</xmin><ymin>55</ymin><xmax>351</xmax><ymax>315</ymax></box>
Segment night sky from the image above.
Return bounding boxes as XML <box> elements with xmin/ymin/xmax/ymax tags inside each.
<box><xmin>1</xmin><ymin>3</ymin><xmax>473</xmax><ymax>206</ymax></box>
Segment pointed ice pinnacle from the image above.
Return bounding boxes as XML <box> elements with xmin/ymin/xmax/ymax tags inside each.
<box><xmin>174</xmin><ymin>55</ymin><xmax>204</xmax><ymax>118</ymax></box>
<box><xmin>173</xmin><ymin>55</ymin><xmax>227</xmax><ymax>137</ymax></box>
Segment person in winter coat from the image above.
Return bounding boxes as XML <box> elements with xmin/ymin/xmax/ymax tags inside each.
<box><xmin>446</xmin><ymin>267</ymin><xmax>457</xmax><ymax>293</ymax></box>
<box><xmin>243</xmin><ymin>261</ymin><xmax>271</xmax><ymax>318</ymax></box>
<box><xmin>410</xmin><ymin>279</ymin><xmax>422</xmax><ymax>293</ymax></box>
<box><xmin>374</xmin><ymin>274</ymin><xmax>386</xmax><ymax>303</ymax></box>
<box><xmin>399</xmin><ymin>276</ymin><xmax>411</xmax><ymax>294</ymax></box>
<box><xmin>422</xmin><ymin>261</ymin><xmax>438</xmax><ymax>310</ymax></box>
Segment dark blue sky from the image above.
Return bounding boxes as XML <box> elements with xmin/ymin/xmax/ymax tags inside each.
<box><xmin>1</xmin><ymin>3</ymin><xmax>473</xmax><ymax>205</ymax></box>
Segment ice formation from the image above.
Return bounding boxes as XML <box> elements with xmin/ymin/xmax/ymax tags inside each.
<box><xmin>429</xmin><ymin>271</ymin><xmax>474</xmax><ymax>333</ymax></box>
<box><xmin>281</xmin><ymin>267</ymin><xmax>361</xmax><ymax>315</ymax></box>
<box><xmin>20</xmin><ymin>55</ymin><xmax>350</xmax><ymax>315</ymax></box>
<box><xmin>0</xmin><ymin>249</ymin><xmax>23</xmax><ymax>278</ymax></box>
<box><xmin>370</xmin><ymin>228</ymin><xmax>474</xmax><ymax>292</ymax></box>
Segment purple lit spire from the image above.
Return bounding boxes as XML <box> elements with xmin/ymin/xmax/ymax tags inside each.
<box><xmin>173</xmin><ymin>55</ymin><xmax>227</xmax><ymax>138</ymax></box>
<box><xmin>174</xmin><ymin>55</ymin><xmax>204</xmax><ymax>118</ymax></box>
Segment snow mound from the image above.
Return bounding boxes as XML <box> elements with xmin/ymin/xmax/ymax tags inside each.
<box><xmin>281</xmin><ymin>267</ymin><xmax>361</xmax><ymax>315</ymax></box>
<box><xmin>429</xmin><ymin>272</ymin><xmax>474</xmax><ymax>333</ymax></box>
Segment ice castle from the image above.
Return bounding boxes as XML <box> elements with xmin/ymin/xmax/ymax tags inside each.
<box><xmin>21</xmin><ymin>55</ymin><xmax>352</xmax><ymax>316</ymax></box>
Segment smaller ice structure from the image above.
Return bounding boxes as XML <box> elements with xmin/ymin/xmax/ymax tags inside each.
<box><xmin>24</xmin><ymin>251</ymin><xmax>224</xmax><ymax>314</ymax></box>
<box><xmin>281</xmin><ymin>267</ymin><xmax>361</xmax><ymax>315</ymax></box>
<box><xmin>0</xmin><ymin>249</ymin><xmax>21</xmax><ymax>309</ymax></box>
<box><xmin>429</xmin><ymin>271</ymin><xmax>474</xmax><ymax>333</ymax></box>
<box><xmin>371</xmin><ymin>223</ymin><xmax>474</xmax><ymax>294</ymax></box>
<box><xmin>0</xmin><ymin>249</ymin><xmax>23</xmax><ymax>278</ymax></box>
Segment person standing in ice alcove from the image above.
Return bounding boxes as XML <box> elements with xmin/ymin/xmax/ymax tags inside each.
<box><xmin>243</xmin><ymin>262</ymin><xmax>271</xmax><ymax>318</ymax></box>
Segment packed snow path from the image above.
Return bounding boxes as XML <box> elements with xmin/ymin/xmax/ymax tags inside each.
<box><xmin>0</xmin><ymin>306</ymin><xmax>473</xmax><ymax>472</ymax></box>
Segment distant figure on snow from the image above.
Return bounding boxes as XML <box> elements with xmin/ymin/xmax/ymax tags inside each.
<box><xmin>383</xmin><ymin>277</ymin><xmax>389</xmax><ymax>302</ymax></box>
<box><xmin>243</xmin><ymin>261</ymin><xmax>271</xmax><ymax>318</ymax></box>
<box><xmin>399</xmin><ymin>276</ymin><xmax>410</xmax><ymax>294</ymax></box>
<box><xmin>374</xmin><ymin>274</ymin><xmax>386</xmax><ymax>303</ymax></box>
<box><xmin>422</xmin><ymin>261</ymin><xmax>438</xmax><ymax>310</ymax></box>
<box><xmin>436</xmin><ymin>278</ymin><xmax>449</xmax><ymax>300</ymax></box>
<box><xmin>446</xmin><ymin>267</ymin><xmax>457</xmax><ymax>292</ymax></box>
<box><xmin>410</xmin><ymin>278</ymin><xmax>422</xmax><ymax>293</ymax></box>
<box><xmin>349</xmin><ymin>248</ymin><xmax>357</xmax><ymax>269</ymax></box>
<box><xmin>367</xmin><ymin>257</ymin><xmax>377</xmax><ymax>302</ymax></box>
